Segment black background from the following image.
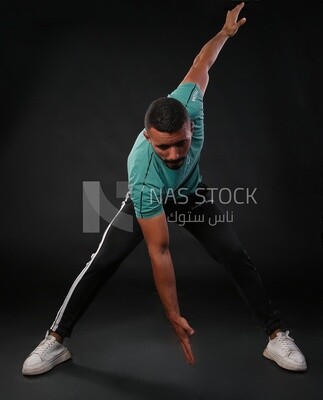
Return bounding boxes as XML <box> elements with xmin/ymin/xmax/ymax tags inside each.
<box><xmin>1</xmin><ymin>1</ymin><xmax>322</xmax><ymax>399</ymax></box>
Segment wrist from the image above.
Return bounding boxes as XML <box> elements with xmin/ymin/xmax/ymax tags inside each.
<box><xmin>218</xmin><ymin>29</ymin><xmax>230</xmax><ymax>40</ymax></box>
<box><xmin>167</xmin><ymin>311</ymin><xmax>180</xmax><ymax>322</ymax></box>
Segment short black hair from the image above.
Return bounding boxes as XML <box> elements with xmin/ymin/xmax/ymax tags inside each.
<box><xmin>144</xmin><ymin>97</ymin><xmax>189</xmax><ymax>133</ymax></box>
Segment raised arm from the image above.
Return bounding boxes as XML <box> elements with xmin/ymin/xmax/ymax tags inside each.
<box><xmin>137</xmin><ymin>213</ymin><xmax>195</xmax><ymax>365</ymax></box>
<box><xmin>181</xmin><ymin>2</ymin><xmax>247</xmax><ymax>94</ymax></box>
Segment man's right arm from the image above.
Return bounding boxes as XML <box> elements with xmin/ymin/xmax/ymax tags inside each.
<box><xmin>137</xmin><ymin>213</ymin><xmax>195</xmax><ymax>366</ymax></box>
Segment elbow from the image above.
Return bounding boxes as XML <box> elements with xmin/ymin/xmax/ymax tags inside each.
<box><xmin>147</xmin><ymin>242</ymin><xmax>169</xmax><ymax>259</ymax></box>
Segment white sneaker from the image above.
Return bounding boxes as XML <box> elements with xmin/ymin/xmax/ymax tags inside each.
<box><xmin>22</xmin><ymin>331</ymin><xmax>71</xmax><ymax>375</ymax></box>
<box><xmin>263</xmin><ymin>330</ymin><xmax>307</xmax><ymax>371</ymax></box>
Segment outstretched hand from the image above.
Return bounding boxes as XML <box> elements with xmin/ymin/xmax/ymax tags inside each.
<box><xmin>222</xmin><ymin>2</ymin><xmax>247</xmax><ymax>37</ymax></box>
<box><xmin>169</xmin><ymin>314</ymin><xmax>195</xmax><ymax>366</ymax></box>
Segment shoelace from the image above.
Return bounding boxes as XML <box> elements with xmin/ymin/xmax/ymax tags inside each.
<box><xmin>277</xmin><ymin>330</ymin><xmax>298</xmax><ymax>353</ymax></box>
<box><xmin>33</xmin><ymin>336</ymin><xmax>56</xmax><ymax>356</ymax></box>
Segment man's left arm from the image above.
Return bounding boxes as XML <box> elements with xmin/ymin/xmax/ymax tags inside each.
<box><xmin>181</xmin><ymin>2</ymin><xmax>247</xmax><ymax>94</ymax></box>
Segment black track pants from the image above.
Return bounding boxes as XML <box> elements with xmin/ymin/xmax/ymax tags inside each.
<box><xmin>50</xmin><ymin>183</ymin><xmax>285</xmax><ymax>337</ymax></box>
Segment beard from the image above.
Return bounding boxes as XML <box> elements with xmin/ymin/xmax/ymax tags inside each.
<box><xmin>164</xmin><ymin>158</ymin><xmax>185</xmax><ymax>169</ymax></box>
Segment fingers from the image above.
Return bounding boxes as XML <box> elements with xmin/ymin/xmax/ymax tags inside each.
<box><xmin>229</xmin><ymin>2</ymin><xmax>245</xmax><ymax>19</ymax></box>
<box><xmin>238</xmin><ymin>17</ymin><xmax>247</xmax><ymax>27</ymax></box>
<box><xmin>224</xmin><ymin>1</ymin><xmax>247</xmax><ymax>36</ymax></box>
<box><xmin>176</xmin><ymin>317</ymin><xmax>195</xmax><ymax>365</ymax></box>
<box><xmin>235</xmin><ymin>2</ymin><xmax>245</xmax><ymax>12</ymax></box>
<box><xmin>179</xmin><ymin>317</ymin><xmax>195</xmax><ymax>336</ymax></box>
<box><xmin>169</xmin><ymin>315</ymin><xmax>196</xmax><ymax>365</ymax></box>
<box><xmin>180</xmin><ymin>338</ymin><xmax>195</xmax><ymax>366</ymax></box>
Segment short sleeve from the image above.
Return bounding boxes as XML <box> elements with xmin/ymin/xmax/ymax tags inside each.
<box><xmin>168</xmin><ymin>82</ymin><xmax>204</xmax><ymax>121</ymax></box>
<box><xmin>129</xmin><ymin>182</ymin><xmax>164</xmax><ymax>219</ymax></box>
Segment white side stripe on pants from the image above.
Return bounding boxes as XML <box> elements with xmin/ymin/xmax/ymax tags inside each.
<box><xmin>50</xmin><ymin>195</ymin><xmax>129</xmax><ymax>332</ymax></box>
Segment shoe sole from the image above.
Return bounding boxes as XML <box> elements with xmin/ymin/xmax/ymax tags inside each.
<box><xmin>263</xmin><ymin>348</ymin><xmax>307</xmax><ymax>372</ymax></box>
<box><xmin>22</xmin><ymin>349</ymin><xmax>72</xmax><ymax>376</ymax></box>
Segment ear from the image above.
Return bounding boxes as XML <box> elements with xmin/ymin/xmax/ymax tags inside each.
<box><xmin>143</xmin><ymin>130</ymin><xmax>151</xmax><ymax>142</ymax></box>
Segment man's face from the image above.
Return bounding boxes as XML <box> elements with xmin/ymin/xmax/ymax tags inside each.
<box><xmin>144</xmin><ymin>120</ymin><xmax>193</xmax><ymax>170</ymax></box>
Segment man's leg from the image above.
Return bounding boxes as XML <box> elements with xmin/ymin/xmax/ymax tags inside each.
<box><xmin>168</xmin><ymin>189</ymin><xmax>284</xmax><ymax>336</ymax></box>
<box><xmin>165</xmin><ymin>184</ymin><xmax>307</xmax><ymax>371</ymax></box>
<box><xmin>50</xmin><ymin>195</ymin><xmax>143</xmax><ymax>339</ymax></box>
<box><xmin>22</xmin><ymin>194</ymin><xmax>144</xmax><ymax>375</ymax></box>
<box><xmin>185</xmin><ymin>201</ymin><xmax>284</xmax><ymax>335</ymax></box>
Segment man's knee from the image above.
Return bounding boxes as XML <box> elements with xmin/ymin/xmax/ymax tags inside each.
<box><xmin>86</xmin><ymin>253</ymin><xmax>120</xmax><ymax>277</ymax></box>
<box><xmin>220</xmin><ymin>247</ymin><xmax>254</xmax><ymax>270</ymax></box>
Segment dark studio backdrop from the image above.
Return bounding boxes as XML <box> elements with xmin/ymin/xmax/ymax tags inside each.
<box><xmin>0</xmin><ymin>0</ymin><xmax>322</xmax><ymax>398</ymax></box>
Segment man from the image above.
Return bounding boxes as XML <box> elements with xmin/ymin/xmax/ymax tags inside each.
<box><xmin>22</xmin><ymin>2</ymin><xmax>307</xmax><ymax>375</ymax></box>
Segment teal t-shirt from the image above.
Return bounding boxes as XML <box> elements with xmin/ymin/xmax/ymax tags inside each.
<box><xmin>127</xmin><ymin>82</ymin><xmax>204</xmax><ymax>218</ymax></box>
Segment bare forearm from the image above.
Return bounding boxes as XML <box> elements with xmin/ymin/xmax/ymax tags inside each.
<box><xmin>181</xmin><ymin>4</ymin><xmax>245</xmax><ymax>94</ymax></box>
<box><xmin>138</xmin><ymin>214</ymin><xmax>195</xmax><ymax>365</ymax></box>
<box><xmin>193</xmin><ymin>30</ymin><xmax>229</xmax><ymax>71</ymax></box>
<box><xmin>149</xmin><ymin>249</ymin><xmax>180</xmax><ymax>319</ymax></box>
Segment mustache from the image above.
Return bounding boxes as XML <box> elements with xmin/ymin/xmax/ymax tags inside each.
<box><xmin>164</xmin><ymin>157</ymin><xmax>185</xmax><ymax>164</ymax></box>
